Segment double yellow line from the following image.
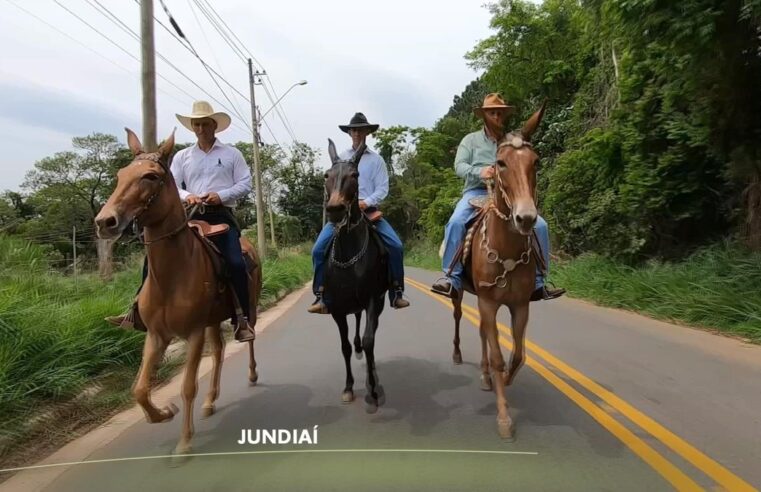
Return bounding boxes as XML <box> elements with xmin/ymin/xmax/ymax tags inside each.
<box><xmin>405</xmin><ymin>277</ymin><xmax>755</xmax><ymax>492</ymax></box>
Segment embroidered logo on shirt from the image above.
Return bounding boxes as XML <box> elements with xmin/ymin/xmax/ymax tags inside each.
<box><xmin>217</xmin><ymin>158</ymin><xmax>223</xmax><ymax>167</ymax></box>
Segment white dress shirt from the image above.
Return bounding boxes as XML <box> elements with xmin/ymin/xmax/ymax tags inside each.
<box><xmin>339</xmin><ymin>146</ymin><xmax>389</xmax><ymax>207</ymax></box>
<box><xmin>171</xmin><ymin>139</ymin><xmax>252</xmax><ymax>208</ymax></box>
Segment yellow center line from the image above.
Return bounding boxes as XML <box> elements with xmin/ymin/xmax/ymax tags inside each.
<box><xmin>405</xmin><ymin>277</ymin><xmax>709</xmax><ymax>491</ymax></box>
<box><xmin>406</xmin><ymin>277</ymin><xmax>754</xmax><ymax>492</ymax></box>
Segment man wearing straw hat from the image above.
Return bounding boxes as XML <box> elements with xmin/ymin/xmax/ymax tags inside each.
<box><xmin>307</xmin><ymin>112</ymin><xmax>410</xmax><ymax>314</ymax></box>
<box><xmin>431</xmin><ymin>93</ymin><xmax>565</xmax><ymax>301</ymax></box>
<box><xmin>106</xmin><ymin>101</ymin><xmax>256</xmax><ymax>342</ymax></box>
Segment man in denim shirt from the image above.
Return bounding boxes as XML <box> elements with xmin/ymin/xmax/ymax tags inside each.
<box><xmin>431</xmin><ymin>94</ymin><xmax>565</xmax><ymax>301</ymax></box>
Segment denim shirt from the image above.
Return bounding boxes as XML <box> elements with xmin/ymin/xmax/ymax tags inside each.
<box><xmin>454</xmin><ymin>129</ymin><xmax>497</xmax><ymax>192</ymax></box>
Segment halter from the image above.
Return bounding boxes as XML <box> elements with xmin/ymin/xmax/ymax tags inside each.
<box><xmin>128</xmin><ymin>152</ymin><xmax>191</xmax><ymax>245</ymax></box>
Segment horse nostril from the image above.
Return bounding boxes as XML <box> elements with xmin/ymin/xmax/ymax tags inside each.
<box><xmin>105</xmin><ymin>217</ymin><xmax>117</xmax><ymax>229</ymax></box>
<box><xmin>516</xmin><ymin>215</ymin><xmax>524</xmax><ymax>224</ymax></box>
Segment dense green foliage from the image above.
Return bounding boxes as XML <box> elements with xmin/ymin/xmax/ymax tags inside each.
<box><xmin>380</xmin><ymin>0</ymin><xmax>761</xmax><ymax>263</ymax></box>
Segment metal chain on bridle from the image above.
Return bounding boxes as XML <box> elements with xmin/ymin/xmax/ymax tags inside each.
<box><xmin>477</xmin><ymin>134</ymin><xmax>535</xmax><ymax>289</ymax></box>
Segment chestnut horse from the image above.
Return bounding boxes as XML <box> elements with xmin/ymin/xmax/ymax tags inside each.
<box><xmin>95</xmin><ymin>129</ymin><xmax>262</xmax><ymax>455</ymax></box>
<box><xmin>451</xmin><ymin>102</ymin><xmax>547</xmax><ymax>440</ymax></box>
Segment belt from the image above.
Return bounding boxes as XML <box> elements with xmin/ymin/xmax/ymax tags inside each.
<box><xmin>197</xmin><ymin>205</ymin><xmax>232</xmax><ymax>214</ymax></box>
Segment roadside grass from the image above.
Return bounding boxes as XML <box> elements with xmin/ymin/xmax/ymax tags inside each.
<box><xmin>405</xmin><ymin>239</ymin><xmax>761</xmax><ymax>342</ymax></box>
<box><xmin>0</xmin><ymin>235</ymin><xmax>312</xmax><ymax>469</ymax></box>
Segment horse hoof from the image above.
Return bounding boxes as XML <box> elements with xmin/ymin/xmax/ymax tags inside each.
<box><xmin>249</xmin><ymin>370</ymin><xmax>258</xmax><ymax>385</ymax></box>
<box><xmin>355</xmin><ymin>350</ymin><xmax>363</xmax><ymax>360</ymax></box>
<box><xmin>453</xmin><ymin>352</ymin><xmax>463</xmax><ymax>365</ymax></box>
<box><xmin>169</xmin><ymin>446</ymin><xmax>192</xmax><ymax>468</ymax></box>
<box><xmin>364</xmin><ymin>394</ymin><xmax>379</xmax><ymax>414</ymax></box>
<box><xmin>201</xmin><ymin>405</ymin><xmax>215</xmax><ymax>418</ymax></box>
<box><xmin>341</xmin><ymin>390</ymin><xmax>354</xmax><ymax>403</ymax></box>
<box><xmin>497</xmin><ymin>417</ymin><xmax>515</xmax><ymax>442</ymax></box>
<box><xmin>154</xmin><ymin>403</ymin><xmax>179</xmax><ymax>423</ymax></box>
<box><xmin>480</xmin><ymin>374</ymin><xmax>493</xmax><ymax>392</ymax></box>
<box><xmin>375</xmin><ymin>385</ymin><xmax>386</xmax><ymax>406</ymax></box>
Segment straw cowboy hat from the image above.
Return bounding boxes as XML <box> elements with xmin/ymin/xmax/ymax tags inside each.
<box><xmin>339</xmin><ymin>112</ymin><xmax>379</xmax><ymax>134</ymax></box>
<box><xmin>176</xmin><ymin>101</ymin><xmax>231</xmax><ymax>133</ymax></box>
<box><xmin>473</xmin><ymin>93</ymin><xmax>515</xmax><ymax>117</ymax></box>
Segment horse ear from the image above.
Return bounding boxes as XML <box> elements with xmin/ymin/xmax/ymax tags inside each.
<box><xmin>158</xmin><ymin>128</ymin><xmax>176</xmax><ymax>159</ymax></box>
<box><xmin>352</xmin><ymin>142</ymin><xmax>366</xmax><ymax>167</ymax></box>
<box><xmin>328</xmin><ymin>138</ymin><xmax>338</xmax><ymax>165</ymax></box>
<box><xmin>520</xmin><ymin>98</ymin><xmax>548</xmax><ymax>142</ymax></box>
<box><xmin>125</xmin><ymin>128</ymin><xmax>144</xmax><ymax>156</ymax></box>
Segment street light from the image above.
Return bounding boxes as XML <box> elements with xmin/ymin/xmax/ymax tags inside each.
<box><xmin>259</xmin><ymin>80</ymin><xmax>308</xmax><ymax>122</ymax></box>
<box><xmin>247</xmin><ymin>71</ymin><xmax>307</xmax><ymax>259</ymax></box>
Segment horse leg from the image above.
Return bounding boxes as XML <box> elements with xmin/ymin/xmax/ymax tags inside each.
<box><xmin>133</xmin><ymin>332</ymin><xmax>177</xmax><ymax>424</ymax></box>
<box><xmin>479</xmin><ymin>322</ymin><xmax>492</xmax><ymax>392</ymax></box>
<box><xmin>452</xmin><ymin>293</ymin><xmax>463</xmax><ymax>365</ymax></box>
<box><xmin>333</xmin><ymin>314</ymin><xmax>355</xmax><ymax>403</ymax></box>
<box><xmin>353</xmin><ymin>312</ymin><xmax>363</xmax><ymax>360</ymax></box>
<box><xmin>505</xmin><ymin>304</ymin><xmax>529</xmax><ymax>386</ymax></box>
<box><xmin>479</xmin><ymin>297</ymin><xmax>513</xmax><ymax>440</ymax></box>
<box><xmin>175</xmin><ymin>329</ymin><xmax>205</xmax><ymax>454</ymax></box>
<box><xmin>363</xmin><ymin>295</ymin><xmax>385</xmax><ymax>413</ymax></box>
<box><xmin>202</xmin><ymin>324</ymin><xmax>225</xmax><ymax>417</ymax></box>
<box><xmin>248</xmin><ymin>339</ymin><xmax>258</xmax><ymax>385</ymax></box>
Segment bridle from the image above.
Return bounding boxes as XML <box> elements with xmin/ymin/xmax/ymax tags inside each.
<box><xmin>477</xmin><ymin>133</ymin><xmax>537</xmax><ymax>289</ymax></box>
<box><xmin>128</xmin><ymin>152</ymin><xmax>192</xmax><ymax>245</ymax></box>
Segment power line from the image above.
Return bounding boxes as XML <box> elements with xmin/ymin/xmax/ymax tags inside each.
<box><xmin>186</xmin><ymin>0</ymin><xmax>299</xmax><ymax>142</ymax></box>
<box><xmin>50</xmin><ymin>0</ymin><xmax>205</xmax><ymax>107</ymax></box>
<box><xmin>155</xmin><ymin>0</ymin><xmax>251</xmax><ymax>128</ymax></box>
<box><xmin>133</xmin><ymin>0</ymin><xmax>251</xmax><ymax>105</ymax></box>
<box><xmin>82</xmin><ymin>0</ymin><xmax>251</xmax><ymax>131</ymax></box>
<box><xmin>3</xmin><ymin>0</ymin><xmax>190</xmax><ymax>107</ymax></box>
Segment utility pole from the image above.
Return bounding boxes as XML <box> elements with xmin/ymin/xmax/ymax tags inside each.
<box><xmin>140</xmin><ymin>0</ymin><xmax>157</xmax><ymax>150</ymax></box>
<box><xmin>72</xmin><ymin>226</ymin><xmax>77</xmax><ymax>279</ymax></box>
<box><xmin>248</xmin><ymin>58</ymin><xmax>267</xmax><ymax>258</ymax></box>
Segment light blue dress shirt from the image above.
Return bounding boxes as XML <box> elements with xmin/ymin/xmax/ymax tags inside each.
<box><xmin>339</xmin><ymin>146</ymin><xmax>389</xmax><ymax>207</ymax></box>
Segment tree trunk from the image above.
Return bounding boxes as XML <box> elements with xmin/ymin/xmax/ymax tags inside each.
<box><xmin>97</xmin><ymin>238</ymin><xmax>114</xmax><ymax>281</ymax></box>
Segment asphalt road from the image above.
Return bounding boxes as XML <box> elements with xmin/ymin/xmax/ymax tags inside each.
<box><xmin>5</xmin><ymin>267</ymin><xmax>760</xmax><ymax>491</ymax></box>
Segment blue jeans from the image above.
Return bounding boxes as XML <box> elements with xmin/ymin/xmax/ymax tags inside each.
<box><xmin>312</xmin><ymin>218</ymin><xmax>405</xmax><ymax>304</ymax></box>
<box><xmin>441</xmin><ymin>189</ymin><xmax>550</xmax><ymax>293</ymax></box>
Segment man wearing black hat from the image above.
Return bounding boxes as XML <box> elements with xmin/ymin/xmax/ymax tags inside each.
<box><xmin>308</xmin><ymin>112</ymin><xmax>410</xmax><ymax>314</ymax></box>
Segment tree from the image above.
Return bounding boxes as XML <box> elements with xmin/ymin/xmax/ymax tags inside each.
<box><xmin>276</xmin><ymin>142</ymin><xmax>324</xmax><ymax>242</ymax></box>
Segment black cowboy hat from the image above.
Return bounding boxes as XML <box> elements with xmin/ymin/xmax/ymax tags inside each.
<box><xmin>339</xmin><ymin>112</ymin><xmax>380</xmax><ymax>134</ymax></box>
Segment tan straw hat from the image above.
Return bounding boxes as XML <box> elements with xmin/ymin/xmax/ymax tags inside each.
<box><xmin>175</xmin><ymin>101</ymin><xmax>231</xmax><ymax>133</ymax></box>
<box><xmin>473</xmin><ymin>93</ymin><xmax>515</xmax><ymax>117</ymax></box>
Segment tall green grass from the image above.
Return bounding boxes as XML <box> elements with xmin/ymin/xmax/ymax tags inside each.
<box><xmin>0</xmin><ymin>235</ymin><xmax>312</xmax><ymax>463</ymax></box>
<box><xmin>553</xmin><ymin>243</ymin><xmax>761</xmax><ymax>341</ymax></box>
<box><xmin>404</xmin><ymin>240</ymin><xmax>761</xmax><ymax>342</ymax></box>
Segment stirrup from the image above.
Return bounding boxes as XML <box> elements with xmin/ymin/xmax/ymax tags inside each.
<box><xmin>234</xmin><ymin>317</ymin><xmax>256</xmax><ymax>342</ymax></box>
<box><xmin>430</xmin><ymin>276</ymin><xmax>456</xmax><ymax>298</ymax></box>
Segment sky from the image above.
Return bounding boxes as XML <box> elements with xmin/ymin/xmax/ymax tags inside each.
<box><xmin>0</xmin><ymin>0</ymin><xmax>494</xmax><ymax>192</ymax></box>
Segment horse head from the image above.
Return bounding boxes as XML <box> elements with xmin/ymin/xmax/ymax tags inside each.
<box><xmin>493</xmin><ymin>100</ymin><xmax>547</xmax><ymax>236</ymax></box>
<box><xmin>324</xmin><ymin>138</ymin><xmax>365</xmax><ymax>226</ymax></box>
<box><xmin>95</xmin><ymin>128</ymin><xmax>176</xmax><ymax>239</ymax></box>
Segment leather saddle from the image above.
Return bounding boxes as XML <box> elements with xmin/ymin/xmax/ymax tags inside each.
<box><xmin>189</xmin><ymin>220</ymin><xmax>229</xmax><ymax>238</ymax></box>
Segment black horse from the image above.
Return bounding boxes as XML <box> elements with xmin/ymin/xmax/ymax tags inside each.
<box><xmin>323</xmin><ymin>138</ymin><xmax>389</xmax><ymax>413</ymax></box>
